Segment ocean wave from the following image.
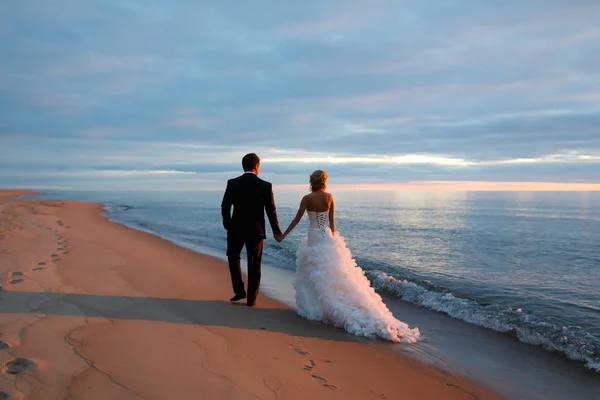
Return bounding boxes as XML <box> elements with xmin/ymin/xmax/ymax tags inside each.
<box><xmin>103</xmin><ymin>203</ymin><xmax>134</xmax><ymax>213</ymax></box>
<box><xmin>366</xmin><ymin>271</ymin><xmax>600</xmax><ymax>373</ymax></box>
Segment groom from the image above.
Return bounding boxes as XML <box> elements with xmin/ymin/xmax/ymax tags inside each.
<box><xmin>221</xmin><ymin>153</ymin><xmax>283</xmax><ymax>306</ymax></box>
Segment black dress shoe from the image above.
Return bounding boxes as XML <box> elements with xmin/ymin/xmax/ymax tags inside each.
<box><xmin>230</xmin><ymin>292</ymin><xmax>247</xmax><ymax>302</ymax></box>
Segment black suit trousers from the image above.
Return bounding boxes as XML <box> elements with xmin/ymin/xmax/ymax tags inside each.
<box><xmin>227</xmin><ymin>234</ymin><xmax>264</xmax><ymax>304</ymax></box>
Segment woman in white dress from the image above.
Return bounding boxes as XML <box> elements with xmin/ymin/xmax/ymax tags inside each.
<box><xmin>280</xmin><ymin>170</ymin><xmax>420</xmax><ymax>343</ymax></box>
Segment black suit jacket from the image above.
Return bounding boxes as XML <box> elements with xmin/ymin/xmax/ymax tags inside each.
<box><xmin>221</xmin><ymin>173</ymin><xmax>282</xmax><ymax>240</ymax></box>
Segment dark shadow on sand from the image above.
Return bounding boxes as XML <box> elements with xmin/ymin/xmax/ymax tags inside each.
<box><xmin>0</xmin><ymin>291</ymin><xmax>369</xmax><ymax>344</ymax></box>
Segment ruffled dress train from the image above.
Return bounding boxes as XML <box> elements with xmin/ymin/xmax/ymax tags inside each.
<box><xmin>293</xmin><ymin>211</ymin><xmax>420</xmax><ymax>343</ymax></box>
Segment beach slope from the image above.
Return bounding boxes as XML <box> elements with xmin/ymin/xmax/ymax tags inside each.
<box><xmin>0</xmin><ymin>190</ymin><xmax>501</xmax><ymax>399</ymax></box>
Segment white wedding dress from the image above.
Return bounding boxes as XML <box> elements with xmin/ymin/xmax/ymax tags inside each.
<box><xmin>293</xmin><ymin>211</ymin><xmax>421</xmax><ymax>343</ymax></box>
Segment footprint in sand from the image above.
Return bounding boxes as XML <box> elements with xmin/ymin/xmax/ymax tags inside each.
<box><xmin>3</xmin><ymin>358</ymin><xmax>35</xmax><ymax>375</ymax></box>
<box><xmin>311</xmin><ymin>374</ymin><xmax>337</xmax><ymax>391</ymax></box>
<box><xmin>37</xmin><ymin>262</ymin><xmax>46</xmax><ymax>266</ymax></box>
<box><xmin>290</xmin><ymin>344</ymin><xmax>309</xmax><ymax>356</ymax></box>
<box><xmin>0</xmin><ymin>341</ymin><xmax>10</xmax><ymax>351</ymax></box>
<box><xmin>303</xmin><ymin>359</ymin><xmax>316</xmax><ymax>371</ymax></box>
<box><xmin>32</xmin><ymin>267</ymin><xmax>45</xmax><ymax>271</ymax></box>
<box><xmin>299</xmin><ymin>354</ymin><xmax>332</xmax><ymax>392</ymax></box>
<box><xmin>9</xmin><ymin>272</ymin><xmax>23</xmax><ymax>277</ymax></box>
<box><xmin>0</xmin><ymin>391</ymin><xmax>8</xmax><ymax>399</ymax></box>
<box><xmin>8</xmin><ymin>279</ymin><xmax>23</xmax><ymax>285</ymax></box>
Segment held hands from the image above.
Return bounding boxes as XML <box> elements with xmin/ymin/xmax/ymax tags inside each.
<box><xmin>274</xmin><ymin>233</ymin><xmax>285</xmax><ymax>243</ymax></box>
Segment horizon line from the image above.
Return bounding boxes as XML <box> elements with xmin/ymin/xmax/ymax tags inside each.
<box><xmin>278</xmin><ymin>181</ymin><xmax>600</xmax><ymax>192</ymax></box>
<box><xmin>3</xmin><ymin>181</ymin><xmax>600</xmax><ymax>192</ymax></box>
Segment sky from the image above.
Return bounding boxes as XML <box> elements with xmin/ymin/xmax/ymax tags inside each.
<box><xmin>1</xmin><ymin>0</ymin><xmax>599</xmax><ymax>191</ymax></box>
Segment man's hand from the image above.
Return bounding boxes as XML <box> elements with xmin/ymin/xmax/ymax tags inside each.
<box><xmin>274</xmin><ymin>234</ymin><xmax>284</xmax><ymax>242</ymax></box>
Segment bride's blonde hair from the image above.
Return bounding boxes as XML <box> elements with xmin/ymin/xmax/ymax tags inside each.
<box><xmin>309</xmin><ymin>170</ymin><xmax>328</xmax><ymax>192</ymax></box>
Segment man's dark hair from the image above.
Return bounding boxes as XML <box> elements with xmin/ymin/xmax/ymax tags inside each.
<box><xmin>242</xmin><ymin>153</ymin><xmax>260</xmax><ymax>171</ymax></box>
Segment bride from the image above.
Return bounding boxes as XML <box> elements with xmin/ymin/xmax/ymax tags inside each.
<box><xmin>279</xmin><ymin>170</ymin><xmax>420</xmax><ymax>343</ymax></box>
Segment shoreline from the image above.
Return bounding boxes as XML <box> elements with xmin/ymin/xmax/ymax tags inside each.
<box><xmin>0</xmin><ymin>190</ymin><xmax>503</xmax><ymax>399</ymax></box>
<box><xmin>47</xmin><ymin>189</ymin><xmax>600</xmax><ymax>376</ymax></box>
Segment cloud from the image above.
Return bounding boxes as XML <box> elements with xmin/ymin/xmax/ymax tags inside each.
<box><xmin>165</xmin><ymin>117</ymin><xmax>214</xmax><ymax>129</ymax></box>
<box><xmin>1</xmin><ymin>0</ymin><xmax>599</xmax><ymax>189</ymax></box>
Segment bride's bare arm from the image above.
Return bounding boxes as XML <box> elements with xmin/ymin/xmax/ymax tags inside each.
<box><xmin>329</xmin><ymin>197</ymin><xmax>336</xmax><ymax>234</ymax></box>
<box><xmin>282</xmin><ymin>196</ymin><xmax>307</xmax><ymax>239</ymax></box>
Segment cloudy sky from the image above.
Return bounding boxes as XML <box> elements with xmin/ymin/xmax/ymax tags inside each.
<box><xmin>1</xmin><ymin>0</ymin><xmax>599</xmax><ymax>190</ymax></box>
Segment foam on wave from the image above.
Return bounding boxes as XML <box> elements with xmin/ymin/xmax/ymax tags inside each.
<box><xmin>366</xmin><ymin>270</ymin><xmax>600</xmax><ymax>373</ymax></box>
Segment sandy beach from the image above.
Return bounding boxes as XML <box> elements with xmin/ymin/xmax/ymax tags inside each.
<box><xmin>0</xmin><ymin>190</ymin><xmax>502</xmax><ymax>399</ymax></box>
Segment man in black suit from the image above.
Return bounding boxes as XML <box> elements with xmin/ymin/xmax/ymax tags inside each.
<box><xmin>221</xmin><ymin>153</ymin><xmax>283</xmax><ymax>306</ymax></box>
